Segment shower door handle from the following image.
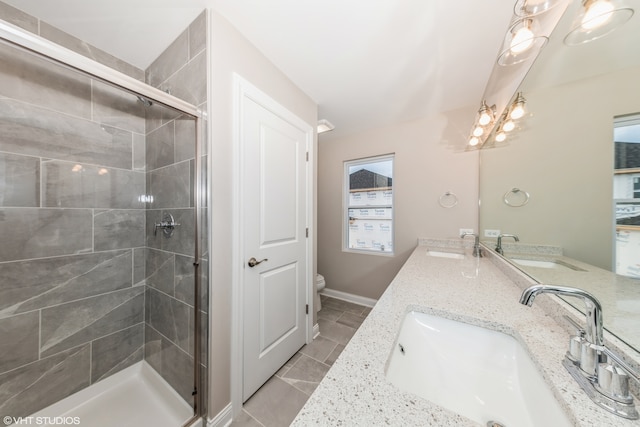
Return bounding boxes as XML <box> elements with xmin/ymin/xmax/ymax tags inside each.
<box><xmin>247</xmin><ymin>257</ymin><xmax>268</xmax><ymax>268</ymax></box>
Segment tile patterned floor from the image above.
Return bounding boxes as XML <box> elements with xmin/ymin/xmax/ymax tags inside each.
<box><xmin>230</xmin><ymin>295</ymin><xmax>371</xmax><ymax>427</ymax></box>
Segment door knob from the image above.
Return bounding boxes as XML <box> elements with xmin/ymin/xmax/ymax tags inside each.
<box><xmin>248</xmin><ymin>257</ymin><xmax>268</xmax><ymax>267</ymax></box>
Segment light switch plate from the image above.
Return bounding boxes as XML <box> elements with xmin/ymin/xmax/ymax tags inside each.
<box><xmin>485</xmin><ymin>229</ymin><xmax>501</xmax><ymax>238</ymax></box>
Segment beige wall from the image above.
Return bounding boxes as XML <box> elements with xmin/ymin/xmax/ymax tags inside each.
<box><xmin>207</xmin><ymin>10</ymin><xmax>317</xmax><ymax>419</ymax></box>
<box><xmin>479</xmin><ymin>65</ymin><xmax>640</xmax><ymax>270</ymax></box>
<box><xmin>318</xmin><ymin>111</ymin><xmax>479</xmax><ymax>300</ymax></box>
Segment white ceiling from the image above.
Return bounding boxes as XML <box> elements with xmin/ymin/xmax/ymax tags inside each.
<box><xmin>3</xmin><ymin>0</ymin><xmax>516</xmax><ymax>138</ymax></box>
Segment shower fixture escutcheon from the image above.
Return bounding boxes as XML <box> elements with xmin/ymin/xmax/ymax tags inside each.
<box><xmin>154</xmin><ymin>212</ymin><xmax>180</xmax><ymax>237</ymax></box>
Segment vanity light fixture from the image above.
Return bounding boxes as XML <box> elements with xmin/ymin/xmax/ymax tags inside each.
<box><xmin>514</xmin><ymin>0</ymin><xmax>562</xmax><ymax>17</ymax></box>
<box><xmin>495</xmin><ymin>130</ymin><xmax>507</xmax><ymax>142</ymax></box>
<box><xmin>317</xmin><ymin>119</ymin><xmax>335</xmax><ymax>133</ymax></box>
<box><xmin>477</xmin><ymin>100</ymin><xmax>495</xmax><ymax>126</ymax></box>
<box><xmin>509</xmin><ymin>92</ymin><xmax>527</xmax><ymax>119</ymax></box>
<box><xmin>497</xmin><ymin>18</ymin><xmax>548</xmax><ymax>66</ymax></box>
<box><xmin>472</xmin><ymin>125</ymin><xmax>485</xmax><ymax>137</ymax></box>
<box><xmin>469</xmin><ymin>136</ymin><xmax>480</xmax><ymax>146</ymax></box>
<box><xmin>564</xmin><ymin>0</ymin><xmax>634</xmax><ymax>45</ymax></box>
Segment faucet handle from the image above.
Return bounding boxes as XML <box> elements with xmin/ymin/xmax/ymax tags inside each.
<box><xmin>597</xmin><ymin>363</ymin><xmax>633</xmax><ymax>404</ymax></box>
<box><xmin>562</xmin><ymin>315</ymin><xmax>586</xmax><ymax>365</ymax></box>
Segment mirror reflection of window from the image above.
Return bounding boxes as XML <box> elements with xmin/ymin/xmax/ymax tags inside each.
<box><xmin>613</xmin><ymin>114</ymin><xmax>640</xmax><ymax>278</ymax></box>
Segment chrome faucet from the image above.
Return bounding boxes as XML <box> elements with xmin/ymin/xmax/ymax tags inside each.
<box><xmin>495</xmin><ymin>233</ymin><xmax>519</xmax><ymax>255</ymax></box>
<box><xmin>519</xmin><ymin>284</ymin><xmax>639</xmax><ymax>419</ymax></box>
<box><xmin>460</xmin><ymin>232</ymin><xmax>482</xmax><ymax>257</ymax></box>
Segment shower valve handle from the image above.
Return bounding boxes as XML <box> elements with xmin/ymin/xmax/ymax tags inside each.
<box><xmin>154</xmin><ymin>213</ymin><xmax>180</xmax><ymax>237</ymax></box>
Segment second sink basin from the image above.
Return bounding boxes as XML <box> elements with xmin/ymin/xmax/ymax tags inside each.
<box><xmin>385</xmin><ymin>311</ymin><xmax>571</xmax><ymax>427</ymax></box>
<box><xmin>511</xmin><ymin>258</ymin><xmax>583</xmax><ymax>271</ymax></box>
<box><xmin>427</xmin><ymin>250</ymin><xmax>464</xmax><ymax>259</ymax></box>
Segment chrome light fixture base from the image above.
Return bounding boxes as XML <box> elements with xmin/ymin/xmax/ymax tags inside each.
<box><xmin>514</xmin><ymin>0</ymin><xmax>562</xmax><ymax>17</ymax></box>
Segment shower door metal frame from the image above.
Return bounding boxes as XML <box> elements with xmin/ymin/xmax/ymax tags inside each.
<box><xmin>0</xmin><ymin>18</ymin><xmax>206</xmax><ymax>427</ymax></box>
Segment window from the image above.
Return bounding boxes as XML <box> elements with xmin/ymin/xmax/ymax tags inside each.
<box><xmin>344</xmin><ymin>155</ymin><xmax>394</xmax><ymax>254</ymax></box>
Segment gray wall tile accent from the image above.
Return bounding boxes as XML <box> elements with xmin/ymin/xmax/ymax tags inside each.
<box><xmin>0</xmin><ymin>208</ymin><xmax>92</xmax><ymax>262</ymax></box>
<box><xmin>144</xmin><ymin>248</ymin><xmax>174</xmax><ymax>295</ymax></box>
<box><xmin>189</xmin><ymin>11</ymin><xmax>207</xmax><ymax>60</ymax></box>
<box><xmin>91</xmin><ymin>80</ymin><xmax>146</xmax><ymax>134</ymax></box>
<box><xmin>175</xmin><ymin>255</ymin><xmax>208</xmax><ymax>312</ymax></box>
<box><xmin>145</xmin><ymin>287</ymin><xmax>191</xmax><ymax>353</ymax></box>
<box><xmin>133</xmin><ymin>133</ymin><xmax>146</xmax><ymax>171</ymax></box>
<box><xmin>0</xmin><ymin>152</ymin><xmax>40</xmax><ymax>207</ymax></box>
<box><xmin>146</xmin><ymin>209</ymin><xmax>195</xmax><ymax>256</ymax></box>
<box><xmin>175</xmin><ymin>117</ymin><xmax>196</xmax><ymax>163</ymax></box>
<box><xmin>159</xmin><ymin>51</ymin><xmax>207</xmax><ymax>107</ymax></box>
<box><xmin>145</xmin><ymin>30</ymin><xmax>189</xmax><ymax>87</ymax></box>
<box><xmin>40</xmin><ymin>287</ymin><xmax>144</xmax><ymax>357</ymax></box>
<box><xmin>39</xmin><ymin>22</ymin><xmax>144</xmax><ymax>81</ymax></box>
<box><xmin>147</xmin><ymin>161</ymin><xmax>192</xmax><ymax>208</ymax></box>
<box><xmin>143</xmin><ymin>103</ymin><xmax>182</xmax><ymax>136</ymax></box>
<box><xmin>0</xmin><ymin>43</ymin><xmax>92</xmax><ymax>119</ymax></box>
<box><xmin>91</xmin><ymin>324</ymin><xmax>144</xmax><ymax>383</ymax></box>
<box><xmin>145</xmin><ymin>326</ymin><xmax>193</xmax><ymax>403</ymax></box>
<box><xmin>0</xmin><ymin>2</ymin><xmax>38</xmax><ymax>33</ymax></box>
<box><xmin>133</xmin><ymin>248</ymin><xmax>146</xmax><ymax>286</ymax></box>
<box><xmin>146</xmin><ymin>120</ymin><xmax>175</xmax><ymax>171</ymax></box>
<box><xmin>0</xmin><ymin>344</ymin><xmax>91</xmax><ymax>419</ymax></box>
<box><xmin>94</xmin><ymin>210</ymin><xmax>145</xmax><ymax>251</ymax></box>
<box><xmin>42</xmin><ymin>161</ymin><xmax>145</xmax><ymax>209</ymax></box>
<box><xmin>0</xmin><ymin>99</ymin><xmax>133</xmax><ymax>170</ymax></box>
<box><xmin>0</xmin><ymin>312</ymin><xmax>39</xmax><ymax>373</ymax></box>
<box><xmin>0</xmin><ymin>250</ymin><xmax>132</xmax><ymax>318</ymax></box>
<box><xmin>174</xmin><ymin>254</ymin><xmax>196</xmax><ymax>306</ymax></box>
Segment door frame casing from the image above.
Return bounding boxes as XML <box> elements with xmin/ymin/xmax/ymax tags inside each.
<box><xmin>230</xmin><ymin>74</ymin><xmax>314</xmax><ymax>416</ymax></box>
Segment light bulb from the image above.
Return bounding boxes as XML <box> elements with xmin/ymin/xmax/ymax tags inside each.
<box><xmin>510</xmin><ymin>93</ymin><xmax>527</xmax><ymax>119</ymax></box>
<box><xmin>495</xmin><ymin>131</ymin><xmax>507</xmax><ymax>142</ymax></box>
<box><xmin>582</xmin><ymin>0</ymin><xmax>615</xmax><ymax>30</ymax></box>
<box><xmin>479</xmin><ymin>113</ymin><xmax>492</xmax><ymax>126</ymax></box>
<box><xmin>503</xmin><ymin>119</ymin><xmax>515</xmax><ymax>132</ymax></box>
<box><xmin>510</xmin><ymin>105</ymin><xmax>525</xmax><ymax>119</ymax></box>
<box><xmin>469</xmin><ymin>136</ymin><xmax>480</xmax><ymax>146</ymax></box>
<box><xmin>473</xmin><ymin>126</ymin><xmax>484</xmax><ymax>137</ymax></box>
<box><xmin>510</xmin><ymin>23</ymin><xmax>535</xmax><ymax>53</ymax></box>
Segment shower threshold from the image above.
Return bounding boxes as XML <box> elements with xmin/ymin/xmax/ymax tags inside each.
<box><xmin>29</xmin><ymin>361</ymin><xmax>194</xmax><ymax>427</ymax></box>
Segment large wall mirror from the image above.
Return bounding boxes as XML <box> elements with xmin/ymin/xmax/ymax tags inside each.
<box><xmin>479</xmin><ymin>0</ymin><xmax>640</xmax><ymax>352</ymax></box>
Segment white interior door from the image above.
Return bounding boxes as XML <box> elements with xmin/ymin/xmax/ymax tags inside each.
<box><xmin>240</xmin><ymin>88</ymin><xmax>309</xmax><ymax>401</ymax></box>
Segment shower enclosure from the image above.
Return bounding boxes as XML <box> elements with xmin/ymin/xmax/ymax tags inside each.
<box><xmin>0</xmin><ymin>16</ymin><xmax>207</xmax><ymax>427</ymax></box>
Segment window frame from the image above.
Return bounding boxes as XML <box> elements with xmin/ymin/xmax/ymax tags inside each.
<box><xmin>342</xmin><ymin>154</ymin><xmax>395</xmax><ymax>256</ymax></box>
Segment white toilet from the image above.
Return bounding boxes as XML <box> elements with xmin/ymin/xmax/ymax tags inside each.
<box><xmin>316</xmin><ymin>274</ymin><xmax>326</xmax><ymax>311</ymax></box>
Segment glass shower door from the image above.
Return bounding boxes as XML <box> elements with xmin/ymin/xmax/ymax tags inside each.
<box><xmin>0</xmin><ymin>26</ymin><xmax>206</xmax><ymax>426</ymax></box>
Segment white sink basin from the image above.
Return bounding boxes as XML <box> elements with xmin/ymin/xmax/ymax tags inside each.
<box><xmin>427</xmin><ymin>250</ymin><xmax>464</xmax><ymax>259</ymax></box>
<box><xmin>385</xmin><ymin>311</ymin><xmax>572</xmax><ymax>427</ymax></box>
<box><xmin>511</xmin><ymin>258</ymin><xmax>580</xmax><ymax>271</ymax></box>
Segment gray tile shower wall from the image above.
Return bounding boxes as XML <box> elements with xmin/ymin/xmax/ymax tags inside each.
<box><xmin>0</xmin><ymin>2</ymin><xmax>148</xmax><ymax>418</ymax></box>
<box><xmin>143</xmin><ymin>9</ymin><xmax>208</xmax><ymax>406</ymax></box>
<box><xmin>0</xmin><ymin>1</ymin><xmax>209</xmax><ymax>418</ymax></box>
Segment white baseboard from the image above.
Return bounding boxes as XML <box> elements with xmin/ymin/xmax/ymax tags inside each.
<box><xmin>320</xmin><ymin>288</ymin><xmax>377</xmax><ymax>308</ymax></box>
<box><xmin>207</xmin><ymin>403</ymin><xmax>233</xmax><ymax>427</ymax></box>
<box><xmin>313</xmin><ymin>323</ymin><xmax>320</xmax><ymax>339</ymax></box>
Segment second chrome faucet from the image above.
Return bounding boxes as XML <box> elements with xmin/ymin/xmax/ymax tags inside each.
<box><xmin>495</xmin><ymin>233</ymin><xmax>519</xmax><ymax>255</ymax></box>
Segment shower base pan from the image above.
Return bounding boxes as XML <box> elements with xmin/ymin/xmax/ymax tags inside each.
<box><xmin>30</xmin><ymin>361</ymin><xmax>195</xmax><ymax>427</ymax></box>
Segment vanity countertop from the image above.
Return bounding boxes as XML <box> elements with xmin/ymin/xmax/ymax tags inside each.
<box><xmin>292</xmin><ymin>239</ymin><xmax>640</xmax><ymax>426</ymax></box>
